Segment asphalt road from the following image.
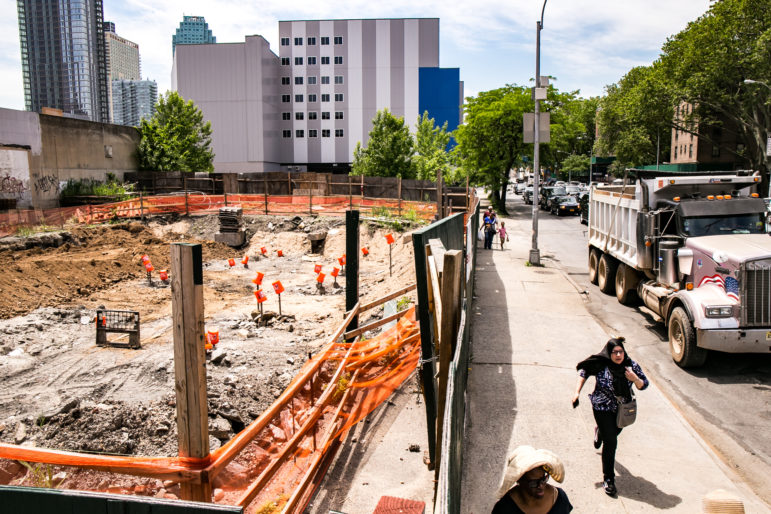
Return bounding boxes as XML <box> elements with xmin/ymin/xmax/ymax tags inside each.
<box><xmin>503</xmin><ymin>192</ymin><xmax>771</xmax><ymax>504</ymax></box>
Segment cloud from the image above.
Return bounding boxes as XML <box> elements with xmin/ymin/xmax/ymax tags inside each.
<box><xmin>0</xmin><ymin>0</ymin><xmax>712</xmax><ymax>110</ymax></box>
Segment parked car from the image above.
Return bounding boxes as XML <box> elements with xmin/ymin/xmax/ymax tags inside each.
<box><xmin>523</xmin><ymin>186</ymin><xmax>534</xmax><ymax>204</ymax></box>
<box><xmin>550</xmin><ymin>195</ymin><xmax>580</xmax><ymax>216</ymax></box>
<box><xmin>565</xmin><ymin>185</ymin><xmax>582</xmax><ymax>197</ymax></box>
<box><xmin>578</xmin><ymin>191</ymin><xmax>589</xmax><ymax>224</ymax></box>
<box><xmin>540</xmin><ymin>186</ymin><xmax>567</xmax><ymax>210</ymax></box>
<box><xmin>515</xmin><ymin>181</ymin><xmax>527</xmax><ymax>195</ymax></box>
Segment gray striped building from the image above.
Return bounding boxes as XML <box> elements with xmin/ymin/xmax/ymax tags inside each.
<box><xmin>172</xmin><ymin>18</ymin><xmax>462</xmax><ymax>173</ymax></box>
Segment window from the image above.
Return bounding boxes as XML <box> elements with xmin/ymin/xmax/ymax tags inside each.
<box><xmin>295</xmin><ymin>94</ymin><xmax>304</xmax><ymax>102</ymax></box>
<box><xmin>281</xmin><ymin>76</ymin><xmax>290</xmax><ymax>85</ymax></box>
<box><xmin>711</xmin><ymin>144</ymin><xmax>720</xmax><ymax>158</ymax></box>
<box><xmin>295</xmin><ymin>76</ymin><xmax>303</xmax><ymax>85</ymax></box>
<box><xmin>321</xmin><ymin>76</ymin><xmax>330</xmax><ymax>84</ymax></box>
<box><xmin>321</xmin><ymin>56</ymin><xmax>330</xmax><ymax>65</ymax></box>
<box><xmin>689</xmin><ymin>144</ymin><xmax>693</xmax><ymax>158</ymax></box>
<box><xmin>309</xmin><ymin>129</ymin><xmax>318</xmax><ymax>137</ymax></box>
<box><xmin>334</xmin><ymin>93</ymin><xmax>344</xmax><ymax>102</ymax></box>
<box><xmin>294</xmin><ymin>57</ymin><xmax>303</xmax><ymax>65</ymax></box>
<box><xmin>308</xmin><ymin>112</ymin><xmax>317</xmax><ymax>120</ymax></box>
<box><xmin>294</xmin><ymin>37</ymin><xmax>303</xmax><ymax>46</ymax></box>
<box><xmin>322</xmin><ymin>129</ymin><xmax>330</xmax><ymax>137</ymax></box>
<box><xmin>308</xmin><ymin>76</ymin><xmax>317</xmax><ymax>85</ymax></box>
<box><xmin>335</xmin><ymin>111</ymin><xmax>344</xmax><ymax>120</ymax></box>
<box><xmin>334</xmin><ymin>36</ymin><xmax>343</xmax><ymax>45</ymax></box>
<box><xmin>335</xmin><ymin>129</ymin><xmax>344</xmax><ymax>137</ymax></box>
<box><xmin>296</xmin><ymin>130</ymin><xmax>305</xmax><ymax>138</ymax></box>
<box><xmin>322</xmin><ymin>111</ymin><xmax>330</xmax><ymax>120</ymax></box>
<box><xmin>308</xmin><ymin>94</ymin><xmax>317</xmax><ymax>102</ymax></box>
<box><xmin>334</xmin><ymin>56</ymin><xmax>343</xmax><ymax>65</ymax></box>
<box><xmin>282</xmin><ymin>130</ymin><xmax>291</xmax><ymax>138</ymax></box>
<box><xmin>282</xmin><ymin>112</ymin><xmax>291</xmax><ymax>120</ymax></box>
<box><xmin>307</xmin><ymin>37</ymin><xmax>316</xmax><ymax>45</ymax></box>
<box><xmin>281</xmin><ymin>94</ymin><xmax>290</xmax><ymax>103</ymax></box>
<box><xmin>321</xmin><ymin>36</ymin><xmax>330</xmax><ymax>45</ymax></box>
<box><xmin>281</xmin><ymin>37</ymin><xmax>290</xmax><ymax>46</ymax></box>
<box><xmin>674</xmin><ymin>146</ymin><xmax>678</xmax><ymax>159</ymax></box>
<box><xmin>281</xmin><ymin>57</ymin><xmax>290</xmax><ymax>66</ymax></box>
<box><xmin>334</xmin><ymin>75</ymin><xmax>344</xmax><ymax>84</ymax></box>
<box><xmin>295</xmin><ymin>112</ymin><xmax>304</xmax><ymax>120</ymax></box>
<box><xmin>307</xmin><ymin>56</ymin><xmax>317</xmax><ymax>65</ymax></box>
<box><xmin>321</xmin><ymin>94</ymin><xmax>330</xmax><ymax>102</ymax></box>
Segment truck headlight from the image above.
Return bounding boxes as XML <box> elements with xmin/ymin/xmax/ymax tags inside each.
<box><xmin>560</xmin><ymin>205</ymin><xmax>565</xmax><ymax>209</ymax></box>
<box><xmin>705</xmin><ymin>306</ymin><xmax>733</xmax><ymax>318</ymax></box>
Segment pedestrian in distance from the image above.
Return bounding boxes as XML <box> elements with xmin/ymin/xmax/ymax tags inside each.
<box><xmin>498</xmin><ymin>221</ymin><xmax>509</xmax><ymax>250</ymax></box>
<box><xmin>482</xmin><ymin>211</ymin><xmax>495</xmax><ymax>250</ymax></box>
<box><xmin>492</xmin><ymin>445</ymin><xmax>573</xmax><ymax>513</ymax></box>
<box><xmin>571</xmin><ymin>337</ymin><xmax>649</xmax><ymax>497</ymax></box>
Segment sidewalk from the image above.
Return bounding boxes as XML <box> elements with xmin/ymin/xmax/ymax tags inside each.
<box><xmin>461</xmin><ymin>206</ymin><xmax>768</xmax><ymax>513</ymax></box>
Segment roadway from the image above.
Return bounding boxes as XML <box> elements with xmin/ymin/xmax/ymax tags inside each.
<box><xmin>503</xmin><ymin>191</ymin><xmax>771</xmax><ymax>504</ymax></box>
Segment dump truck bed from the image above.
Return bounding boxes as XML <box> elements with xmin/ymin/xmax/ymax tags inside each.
<box><xmin>588</xmin><ymin>185</ymin><xmax>642</xmax><ymax>269</ymax></box>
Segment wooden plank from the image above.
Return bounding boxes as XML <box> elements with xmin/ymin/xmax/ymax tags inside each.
<box><xmin>434</xmin><ymin>249</ymin><xmax>462</xmax><ymax>477</ymax></box>
<box><xmin>170</xmin><ymin>243</ymin><xmax>211</xmax><ymax>503</ymax></box>
<box><xmin>428</xmin><ymin>238</ymin><xmax>447</xmax><ymax>276</ymax></box>
<box><xmin>343</xmin><ymin>308</ymin><xmax>411</xmax><ymax>339</ymax></box>
<box><xmin>427</xmin><ymin>247</ymin><xmax>442</xmax><ymax>353</ymax></box>
<box><xmin>358</xmin><ymin>283</ymin><xmax>417</xmax><ymax>313</ymax></box>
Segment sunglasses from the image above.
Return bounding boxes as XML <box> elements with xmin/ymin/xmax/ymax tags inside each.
<box><xmin>523</xmin><ymin>473</ymin><xmax>549</xmax><ymax>489</ymax></box>
<box><xmin>611</xmin><ymin>350</ymin><xmax>625</xmax><ymax>356</ymax></box>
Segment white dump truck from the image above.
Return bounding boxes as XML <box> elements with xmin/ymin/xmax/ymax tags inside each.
<box><xmin>587</xmin><ymin>171</ymin><xmax>771</xmax><ymax>367</ymax></box>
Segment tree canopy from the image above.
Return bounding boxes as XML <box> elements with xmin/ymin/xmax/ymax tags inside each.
<box><xmin>351</xmin><ymin>109</ymin><xmax>414</xmax><ymax>178</ymax></box>
<box><xmin>137</xmin><ymin>91</ymin><xmax>214</xmax><ymax>172</ymax></box>
<box><xmin>413</xmin><ymin>111</ymin><xmax>451</xmax><ymax>181</ymax></box>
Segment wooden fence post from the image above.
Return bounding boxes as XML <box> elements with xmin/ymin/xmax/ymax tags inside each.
<box><xmin>397</xmin><ymin>176</ymin><xmax>402</xmax><ymax>216</ymax></box>
<box><xmin>309</xmin><ymin>179</ymin><xmax>313</xmax><ymax>215</ymax></box>
<box><xmin>264</xmin><ymin>173</ymin><xmax>269</xmax><ymax>215</ymax></box>
<box><xmin>170</xmin><ymin>243</ymin><xmax>211</xmax><ymax>502</ymax></box>
<box><xmin>436</xmin><ymin>170</ymin><xmax>443</xmax><ymax>220</ymax></box>
<box><xmin>348</xmin><ymin>175</ymin><xmax>353</xmax><ymax>209</ymax></box>
<box><xmin>434</xmin><ymin>249</ymin><xmax>462</xmax><ymax>476</ymax></box>
<box><xmin>139</xmin><ymin>191</ymin><xmax>144</xmax><ymax>223</ymax></box>
<box><xmin>224</xmin><ymin>192</ymin><xmax>228</xmax><ymax>207</ymax></box>
<box><xmin>184</xmin><ymin>175</ymin><xmax>189</xmax><ymax>216</ymax></box>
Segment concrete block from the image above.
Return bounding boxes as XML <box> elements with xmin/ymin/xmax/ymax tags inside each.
<box><xmin>215</xmin><ymin>230</ymin><xmax>245</xmax><ymax>247</ymax></box>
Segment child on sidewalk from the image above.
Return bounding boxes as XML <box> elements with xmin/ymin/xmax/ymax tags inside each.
<box><xmin>498</xmin><ymin>222</ymin><xmax>509</xmax><ymax>250</ymax></box>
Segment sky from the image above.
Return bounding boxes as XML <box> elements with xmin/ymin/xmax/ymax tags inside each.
<box><xmin>0</xmin><ymin>0</ymin><xmax>714</xmax><ymax>111</ymax></box>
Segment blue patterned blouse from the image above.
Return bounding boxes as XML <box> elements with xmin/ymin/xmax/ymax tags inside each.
<box><xmin>578</xmin><ymin>361</ymin><xmax>648</xmax><ymax>412</ymax></box>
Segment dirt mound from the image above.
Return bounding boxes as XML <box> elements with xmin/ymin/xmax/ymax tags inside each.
<box><xmin>0</xmin><ymin>223</ymin><xmax>233</xmax><ymax>319</ymax></box>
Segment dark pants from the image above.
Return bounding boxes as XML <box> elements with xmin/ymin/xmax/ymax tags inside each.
<box><xmin>593</xmin><ymin>408</ymin><xmax>623</xmax><ymax>479</ymax></box>
<box><xmin>484</xmin><ymin>229</ymin><xmax>495</xmax><ymax>249</ymax></box>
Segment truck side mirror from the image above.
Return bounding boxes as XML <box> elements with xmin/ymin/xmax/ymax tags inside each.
<box><xmin>677</xmin><ymin>248</ymin><xmax>694</xmax><ymax>277</ymax></box>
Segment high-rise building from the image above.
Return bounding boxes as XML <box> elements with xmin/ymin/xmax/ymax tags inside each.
<box><xmin>103</xmin><ymin>22</ymin><xmax>141</xmax><ymax>122</ymax></box>
<box><xmin>172</xmin><ymin>16</ymin><xmax>216</xmax><ymax>55</ymax></box>
<box><xmin>112</xmin><ymin>79</ymin><xmax>157</xmax><ymax>127</ymax></box>
<box><xmin>172</xmin><ymin>18</ymin><xmax>462</xmax><ymax>173</ymax></box>
<box><xmin>17</xmin><ymin>0</ymin><xmax>109</xmax><ymax>122</ymax></box>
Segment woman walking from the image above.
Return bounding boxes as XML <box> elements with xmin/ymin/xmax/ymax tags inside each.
<box><xmin>571</xmin><ymin>337</ymin><xmax>648</xmax><ymax>496</ymax></box>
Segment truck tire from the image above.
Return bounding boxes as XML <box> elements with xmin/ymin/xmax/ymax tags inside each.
<box><xmin>668</xmin><ymin>307</ymin><xmax>707</xmax><ymax>368</ymax></box>
<box><xmin>588</xmin><ymin>248</ymin><xmax>600</xmax><ymax>285</ymax></box>
<box><xmin>615</xmin><ymin>263</ymin><xmax>639</xmax><ymax>305</ymax></box>
<box><xmin>598</xmin><ymin>254</ymin><xmax>618</xmax><ymax>295</ymax></box>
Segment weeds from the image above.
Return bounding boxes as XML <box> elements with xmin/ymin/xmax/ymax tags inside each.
<box><xmin>254</xmin><ymin>494</ymin><xmax>288</xmax><ymax>514</ymax></box>
<box><xmin>60</xmin><ymin>173</ymin><xmax>136</xmax><ymax>200</ymax></box>
<box><xmin>15</xmin><ymin>225</ymin><xmax>57</xmax><ymax>238</ymax></box>
<box><xmin>18</xmin><ymin>461</ymin><xmax>57</xmax><ymax>488</ymax></box>
<box><xmin>396</xmin><ymin>296</ymin><xmax>412</xmax><ymax>311</ymax></box>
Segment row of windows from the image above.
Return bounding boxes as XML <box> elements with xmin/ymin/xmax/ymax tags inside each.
<box><xmin>282</xmin><ymin>111</ymin><xmax>344</xmax><ymax>120</ymax></box>
<box><xmin>282</xmin><ymin>129</ymin><xmax>345</xmax><ymax>138</ymax></box>
<box><xmin>281</xmin><ymin>93</ymin><xmax>345</xmax><ymax>103</ymax></box>
<box><xmin>282</xmin><ymin>75</ymin><xmax>344</xmax><ymax>85</ymax></box>
<box><xmin>281</xmin><ymin>36</ymin><xmax>343</xmax><ymax>46</ymax></box>
<box><xmin>281</xmin><ymin>56</ymin><xmax>344</xmax><ymax>66</ymax></box>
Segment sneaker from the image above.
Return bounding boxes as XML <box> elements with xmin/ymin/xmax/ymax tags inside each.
<box><xmin>593</xmin><ymin>426</ymin><xmax>602</xmax><ymax>449</ymax></box>
<box><xmin>603</xmin><ymin>477</ymin><xmax>617</xmax><ymax>496</ymax></box>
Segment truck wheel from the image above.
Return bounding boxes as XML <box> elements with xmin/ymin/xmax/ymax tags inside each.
<box><xmin>615</xmin><ymin>263</ymin><xmax>639</xmax><ymax>305</ymax></box>
<box><xmin>668</xmin><ymin>307</ymin><xmax>707</xmax><ymax>368</ymax></box>
<box><xmin>588</xmin><ymin>248</ymin><xmax>600</xmax><ymax>285</ymax></box>
<box><xmin>598</xmin><ymin>254</ymin><xmax>618</xmax><ymax>295</ymax></box>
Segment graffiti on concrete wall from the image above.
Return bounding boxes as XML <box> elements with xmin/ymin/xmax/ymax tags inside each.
<box><xmin>0</xmin><ymin>174</ymin><xmax>27</xmax><ymax>198</ymax></box>
<box><xmin>33</xmin><ymin>174</ymin><xmax>59</xmax><ymax>193</ymax></box>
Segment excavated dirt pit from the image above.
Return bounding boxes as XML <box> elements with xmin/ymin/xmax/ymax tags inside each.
<box><xmin>0</xmin><ymin>213</ymin><xmax>417</xmax><ymax>496</ymax></box>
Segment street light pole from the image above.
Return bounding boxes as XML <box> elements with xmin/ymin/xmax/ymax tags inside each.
<box><xmin>530</xmin><ymin>0</ymin><xmax>548</xmax><ymax>266</ymax></box>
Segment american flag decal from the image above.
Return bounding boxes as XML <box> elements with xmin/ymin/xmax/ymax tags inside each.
<box><xmin>724</xmin><ymin>276</ymin><xmax>739</xmax><ymax>302</ymax></box>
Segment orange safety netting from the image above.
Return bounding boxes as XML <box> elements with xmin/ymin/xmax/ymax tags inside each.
<box><xmin>0</xmin><ymin>306</ymin><xmax>420</xmax><ymax>513</ymax></box>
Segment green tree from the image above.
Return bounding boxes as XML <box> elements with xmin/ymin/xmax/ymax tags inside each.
<box><xmin>351</xmin><ymin>109</ymin><xmax>414</xmax><ymax>178</ymax></box>
<box><xmin>137</xmin><ymin>91</ymin><xmax>214</xmax><ymax>172</ymax></box>
<box><xmin>559</xmin><ymin>154</ymin><xmax>590</xmax><ymax>179</ymax></box>
<box><xmin>660</xmin><ymin>0</ymin><xmax>771</xmax><ymax>175</ymax></box>
<box><xmin>454</xmin><ymin>85</ymin><xmax>532</xmax><ymax>211</ymax></box>
<box><xmin>413</xmin><ymin>111</ymin><xmax>451</xmax><ymax>181</ymax></box>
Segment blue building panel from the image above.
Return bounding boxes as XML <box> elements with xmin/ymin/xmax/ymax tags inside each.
<box><xmin>418</xmin><ymin>67</ymin><xmax>461</xmax><ymax>146</ymax></box>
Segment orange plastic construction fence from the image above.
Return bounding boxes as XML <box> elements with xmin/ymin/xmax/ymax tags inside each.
<box><xmin>0</xmin><ymin>306</ymin><xmax>420</xmax><ymax>514</ymax></box>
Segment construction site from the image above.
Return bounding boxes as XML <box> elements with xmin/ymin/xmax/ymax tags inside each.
<box><xmin>0</xmin><ymin>186</ymin><xmax>478</xmax><ymax>513</ymax></box>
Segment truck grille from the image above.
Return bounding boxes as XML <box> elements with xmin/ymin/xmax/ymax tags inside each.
<box><xmin>741</xmin><ymin>259</ymin><xmax>771</xmax><ymax>327</ymax></box>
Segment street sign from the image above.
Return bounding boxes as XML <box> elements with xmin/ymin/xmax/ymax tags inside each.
<box><xmin>523</xmin><ymin>112</ymin><xmax>550</xmax><ymax>143</ymax></box>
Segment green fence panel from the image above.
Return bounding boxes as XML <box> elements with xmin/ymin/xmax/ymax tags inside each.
<box><xmin>0</xmin><ymin>486</ymin><xmax>243</xmax><ymax>514</ymax></box>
